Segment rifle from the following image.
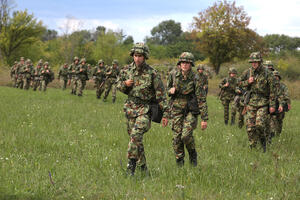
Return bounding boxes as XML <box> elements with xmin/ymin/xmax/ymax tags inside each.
<box><xmin>241</xmin><ymin>68</ymin><xmax>253</xmax><ymax>115</ymax></box>
<box><xmin>218</xmin><ymin>78</ymin><xmax>228</xmax><ymax>99</ymax></box>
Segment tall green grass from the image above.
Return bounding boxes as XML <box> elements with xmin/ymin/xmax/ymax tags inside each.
<box><xmin>0</xmin><ymin>87</ymin><xmax>299</xmax><ymax>199</ymax></box>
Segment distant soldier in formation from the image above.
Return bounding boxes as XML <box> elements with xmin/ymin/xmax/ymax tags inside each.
<box><xmin>22</xmin><ymin>59</ymin><xmax>33</xmax><ymax>90</ymax></box>
<box><xmin>167</xmin><ymin>52</ymin><xmax>208</xmax><ymax>167</ymax></box>
<box><xmin>239</xmin><ymin>52</ymin><xmax>276</xmax><ymax>152</ymax></box>
<box><xmin>219</xmin><ymin>67</ymin><xmax>239</xmax><ymax>125</ymax></box>
<box><xmin>93</xmin><ymin>59</ymin><xmax>106</xmax><ymax>99</ymax></box>
<box><xmin>75</xmin><ymin>58</ymin><xmax>89</xmax><ymax>96</ymax></box>
<box><xmin>40</xmin><ymin>62</ymin><xmax>54</xmax><ymax>92</ymax></box>
<box><xmin>58</xmin><ymin>63</ymin><xmax>69</xmax><ymax>90</ymax></box>
<box><xmin>269</xmin><ymin>70</ymin><xmax>291</xmax><ymax>139</ymax></box>
<box><xmin>69</xmin><ymin>57</ymin><xmax>80</xmax><ymax>95</ymax></box>
<box><xmin>87</xmin><ymin>64</ymin><xmax>93</xmax><ymax>80</ymax></box>
<box><xmin>32</xmin><ymin>60</ymin><xmax>43</xmax><ymax>91</ymax></box>
<box><xmin>232</xmin><ymin>86</ymin><xmax>245</xmax><ymax>128</ymax></box>
<box><xmin>10</xmin><ymin>61</ymin><xmax>18</xmax><ymax>87</ymax></box>
<box><xmin>16</xmin><ymin>57</ymin><xmax>25</xmax><ymax>89</ymax></box>
<box><xmin>263</xmin><ymin>60</ymin><xmax>275</xmax><ymax>72</ymax></box>
<box><xmin>117</xmin><ymin>42</ymin><xmax>168</xmax><ymax>175</ymax></box>
<box><xmin>103</xmin><ymin>59</ymin><xmax>120</xmax><ymax>103</ymax></box>
<box><xmin>196</xmin><ymin>64</ymin><xmax>208</xmax><ymax>96</ymax></box>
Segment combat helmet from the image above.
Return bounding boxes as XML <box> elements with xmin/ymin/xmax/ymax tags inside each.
<box><xmin>130</xmin><ymin>42</ymin><xmax>149</xmax><ymax>59</ymax></box>
<box><xmin>168</xmin><ymin>66</ymin><xmax>174</xmax><ymax>72</ymax></box>
<box><xmin>98</xmin><ymin>59</ymin><xmax>104</xmax><ymax>65</ymax></box>
<box><xmin>20</xmin><ymin>57</ymin><xmax>25</xmax><ymax>61</ymax></box>
<box><xmin>177</xmin><ymin>52</ymin><xmax>195</xmax><ymax>66</ymax></box>
<box><xmin>197</xmin><ymin>64</ymin><xmax>205</xmax><ymax>71</ymax></box>
<box><xmin>38</xmin><ymin>59</ymin><xmax>43</xmax><ymax>65</ymax></box>
<box><xmin>25</xmin><ymin>59</ymin><xmax>32</xmax><ymax>65</ymax></box>
<box><xmin>273</xmin><ymin>70</ymin><xmax>281</xmax><ymax>79</ymax></box>
<box><xmin>263</xmin><ymin>60</ymin><xmax>274</xmax><ymax>71</ymax></box>
<box><xmin>80</xmin><ymin>58</ymin><xmax>86</xmax><ymax>63</ymax></box>
<box><xmin>229</xmin><ymin>67</ymin><xmax>237</xmax><ymax>74</ymax></box>
<box><xmin>249</xmin><ymin>52</ymin><xmax>263</xmax><ymax>63</ymax></box>
<box><xmin>74</xmin><ymin>56</ymin><xmax>79</xmax><ymax>61</ymax></box>
<box><xmin>112</xmin><ymin>59</ymin><xmax>118</xmax><ymax>65</ymax></box>
<box><xmin>14</xmin><ymin>61</ymin><xmax>18</xmax><ymax>64</ymax></box>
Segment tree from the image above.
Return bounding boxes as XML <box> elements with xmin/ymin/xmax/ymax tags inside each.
<box><xmin>264</xmin><ymin>34</ymin><xmax>300</xmax><ymax>53</ymax></box>
<box><xmin>123</xmin><ymin>35</ymin><xmax>134</xmax><ymax>46</ymax></box>
<box><xmin>42</xmin><ymin>29</ymin><xmax>58</xmax><ymax>41</ymax></box>
<box><xmin>0</xmin><ymin>9</ymin><xmax>45</xmax><ymax>64</ymax></box>
<box><xmin>146</xmin><ymin>20</ymin><xmax>182</xmax><ymax>45</ymax></box>
<box><xmin>192</xmin><ymin>0</ymin><xmax>264</xmax><ymax>74</ymax></box>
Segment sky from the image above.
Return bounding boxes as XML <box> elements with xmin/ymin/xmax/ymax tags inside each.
<box><xmin>15</xmin><ymin>0</ymin><xmax>300</xmax><ymax>42</ymax></box>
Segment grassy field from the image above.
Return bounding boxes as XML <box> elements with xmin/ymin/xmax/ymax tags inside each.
<box><xmin>0</xmin><ymin>86</ymin><xmax>299</xmax><ymax>200</ymax></box>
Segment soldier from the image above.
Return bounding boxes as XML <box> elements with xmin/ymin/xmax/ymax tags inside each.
<box><xmin>75</xmin><ymin>58</ymin><xmax>88</xmax><ymax>96</ymax></box>
<box><xmin>22</xmin><ymin>59</ymin><xmax>33</xmax><ymax>90</ymax></box>
<box><xmin>196</xmin><ymin>64</ymin><xmax>208</xmax><ymax>96</ymax></box>
<box><xmin>239</xmin><ymin>52</ymin><xmax>276</xmax><ymax>152</ymax></box>
<box><xmin>10</xmin><ymin>61</ymin><xmax>18</xmax><ymax>87</ymax></box>
<box><xmin>69</xmin><ymin>57</ymin><xmax>80</xmax><ymax>95</ymax></box>
<box><xmin>103</xmin><ymin>59</ymin><xmax>120</xmax><ymax>103</ymax></box>
<box><xmin>40</xmin><ymin>62</ymin><xmax>53</xmax><ymax>92</ymax></box>
<box><xmin>270</xmin><ymin>70</ymin><xmax>291</xmax><ymax>138</ymax></box>
<box><xmin>58</xmin><ymin>63</ymin><xmax>69</xmax><ymax>90</ymax></box>
<box><xmin>117</xmin><ymin>42</ymin><xmax>168</xmax><ymax>175</ymax></box>
<box><xmin>93</xmin><ymin>59</ymin><xmax>106</xmax><ymax>99</ymax></box>
<box><xmin>219</xmin><ymin>67</ymin><xmax>239</xmax><ymax>125</ymax></box>
<box><xmin>232</xmin><ymin>86</ymin><xmax>245</xmax><ymax>128</ymax></box>
<box><xmin>167</xmin><ymin>52</ymin><xmax>208</xmax><ymax>167</ymax></box>
<box><xmin>16</xmin><ymin>57</ymin><xmax>25</xmax><ymax>89</ymax></box>
<box><xmin>263</xmin><ymin>60</ymin><xmax>275</xmax><ymax>72</ymax></box>
<box><xmin>87</xmin><ymin>64</ymin><xmax>93</xmax><ymax>80</ymax></box>
<box><xmin>32</xmin><ymin>60</ymin><xmax>43</xmax><ymax>91</ymax></box>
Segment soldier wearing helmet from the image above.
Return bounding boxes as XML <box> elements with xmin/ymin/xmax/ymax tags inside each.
<box><xmin>263</xmin><ymin>60</ymin><xmax>275</xmax><ymax>71</ymax></box>
<box><xmin>116</xmin><ymin>42</ymin><xmax>169</xmax><ymax>175</ymax></box>
<box><xmin>219</xmin><ymin>67</ymin><xmax>239</xmax><ymax>125</ymax></box>
<box><xmin>102</xmin><ymin>59</ymin><xmax>120</xmax><ymax>103</ymax></box>
<box><xmin>239</xmin><ymin>52</ymin><xmax>276</xmax><ymax>152</ymax></box>
<box><xmin>74</xmin><ymin>58</ymin><xmax>89</xmax><ymax>96</ymax></box>
<box><xmin>22</xmin><ymin>59</ymin><xmax>33</xmax><ymax>90</ymax></box>
<box><xmin>15</xmin><ymin>57</ymin><xmax>26</xmax><ymax>89</ymax></box>
<box><xmin>167</xmin><ymin>52</ymin><xmax>208</xmax><ymax>167</ymax></box>
<box><xmin>10</xmin><ymin>61</ymin><xmax>19</xmax><ymax>87</ymax></box>
<box><xmin>40</xmin><ymin>61</ymin><xmax>53</xmax><ymax>92</ymax></box>
<box><xmin>93</xmin><ymin>59</ymin><xmax>106</xmax><ymax>99</ymax></box>
<box><xmin>58</xmin><ymin>63</ymin><xmax>69</xmax><ymax>90</ymax></box>
<box><xmin>69</xmin><ymin>56</ymin><xmax>80</xmax><ymax>95</ymax></box>
<box><xmin>196</xmin><ymin>64</ymin><xmax>208</xmax><ymax>96</ymax></box>
<box><xmin>32</xmin><ymin>59</ymin><xmax>43</xmax><ymax>91</ymax></box>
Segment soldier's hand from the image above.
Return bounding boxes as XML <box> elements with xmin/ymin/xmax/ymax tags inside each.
<box><xmin>201</xmin><ymin>121</ymin><xmax>207</xmax><ymax>130</ymax></box>
<box><xmin>248</xmin><ymin>77</ymin><xmax>254</xmax><ymax>84</ymax></box>
<box><xmin>124</xmin><ymin>79</ymin><xmax>134</xmax><ymax>87</ymax></box>
<box><xmin>288</xmin><ymin>104</ymin><xmax>291</xmax><ymax>110</ymax></box>
<box><xmin>224</xmin><ymin>82</ymin><xmax>229</xmax><ymax>87</ymax></box>
<box><xmin>278</xmin><ymin>106</ymin><xmax>283</xmax><ymax>113</ymax></box>
<box><xmin>169</xmin><ymin>87</ymin><xmax>176</xmax><ymax>94</ymax></box>
<box><xmin>162</xmin><ymin>118</ymin><xmax>168</xmax><ymax>127</ymax></box>
<box><xmin>269</xmin><ymin>107</ymin><xmax>275</xmax><ymax>113</ymax></box>
<box><xmin>80</xmin><ymin>69</ymin><xmax>83</xmax><ymax>72</ymax></box>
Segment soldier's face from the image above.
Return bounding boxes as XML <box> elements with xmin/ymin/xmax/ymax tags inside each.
<box><xmin>251</xmin><ymin>62</ymin><xmax>259</xmax><ymax>69</ymax></box>
<box><xmin>230</xmin><ymin>73</ymin><xmax>236</xmax><ymax>77</ymax></box>
<box><xmin>20</xmin><ymin>61</ymin><xmax>24</xmax><ymax>64</ymax></box>
<box><xmin>180</xmin><ymin>62</ymin><xmax>191</xmax><ymax>72</ymax></box>
<box><xmin>99</xmin><ymin>63</ymin><xmax>104</xmax><ymax>67</ymax></box>
<box><xmin>82</xmin><ymin>61</ymin><xmax>86</xmax><ymax>65</ymax></box>
<box><xmin>198</xmin><ymin>69</ymin><xmax>203</xmax><ymax>73</ymax></box>
<box><xmin>133</xmin><ymin>53</ymin><xmax>145</xmax><ymax>67</ymax></box>
<box><xmin>75</xmin><ymin>60</ymin><xmax>79</xmax><ymax>64</ymax></box>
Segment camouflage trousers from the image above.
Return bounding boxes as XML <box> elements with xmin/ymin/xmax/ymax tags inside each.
<box><xmin>270</xmin><ymin>112</ymin><xmax>285</xmax><ymax>136</ymax></box>
<box><xmin>22</xmin><ymin>77</ymin><xmax>31</xmax><ymax>90</ymax></box>
<box><xmin>221</xmin><ymin>99</ymin><xmax>235</xmax><ymax>123</ymax></box>
<box><xmin>95</xmin><ymin>80</ymin><xmax>105</xmax><ymax>98</ymax></box>
<box><xmin>103</xmin><ymin>78</ymin><xmax>117</xmax><ymax>101</ymax></box>
<box><xmin>76</xmin><ymin>79</ymin><xmax>86</xmax><ymax>96</ymax></box>
<box><xmin>231</xmin><ymin>98</ymin><xmax>244</xmax><ymax>128</ymax></box>
<box><xmin>33</xmin><ymin>80</ymin><xmax>41</xmax><ymax>91</ymax></box>
<box><xmin>41</xmin><ymin>80</ymin><xmax>49</xmax><ymax>91</ymax></box>
<box><xmin>245</xmin><ymin>105</ymin><xmax>269</xmax><ymax>147</ymax></box>
<box><xmin>70</xmin><ymin>78</ymin><xmax>77</xmax><ymax>94</ymax></box>
<box><xmin>171</xmin><ymin>109</ymin><xmax>198</xmax><ymax>161</ymax></box>
<box><xmin>60</xmin><ymin>79</ymin><xmax>68</xmax><ymax>90</ymax></box>
<box><xmin>11</xmin><ymin>76</ymin><xmax>17</xmax><ymax>87</ymax></box>
<box><xmin>126</xmin><ymin>114</ymin><xmax>151</xmax><ymax>167</ymax></box>
<box><xmin>16</xmin><ymin>77</ymin><xmax>23</xmax><ymax>89</ymax></box>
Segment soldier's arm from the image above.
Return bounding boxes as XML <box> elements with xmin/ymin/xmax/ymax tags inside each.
<box><xmin>153</xmin><ymin>72</ymin><xmax>169</xmax><ymax>118</ymax></box>
<box><xmin>282</xmin><ymin>84</ymin><xmax>291</xmax><ymax>105</ymax></box>
<box><xmin>116</xmin><ymin>68</ymin><xmax>131</xmax><ymax>94</ymax></box>
<box><xmin>268</xmin><ymin>73</ymin><xmax>276</xmax><ymax>108</ymax></box>
<box><xmin>195</xmin><ymin>78</ymin><xmax>208</xmax><ymax>121</ymax></box>
<box><xmin>219</xmin><ymin>78</ymin><xmax>226</xmax><ymax>88</ymax></box>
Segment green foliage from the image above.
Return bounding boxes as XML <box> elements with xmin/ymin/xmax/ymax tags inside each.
<box><xmin>192</xmin><ymin>0</ymin><xmax>265</xmax><ymax>74</ymax></box>
<box><xmin>264</xmin><ymin>34</ymin><xmax>300</xmax><ymax>53</ymax></box>
<box><xmin>0</xmin><ymin>87</ymin><xmax>299</xmax><ymax>199</ymax></box>
<box><xmin>0</xmin><ymin>9</ymin><xmax>46</xmax><ymax>65</ymax></box>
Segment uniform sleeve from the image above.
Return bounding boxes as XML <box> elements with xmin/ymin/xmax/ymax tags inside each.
<box><xmin>219</xmin><ymin>78</ymin><xmax>226</xmax><ymax>88</ymax></box>
<box><xmin>282</xmin><ymin>84</ymin><xmax>291</xmax><ymax>105</ymax></box>
<box><xmin>116</xmin><ymin>67</ymin><xmax>131</xmax><ymax>94</ymax></box>
<box><xmin>153</xmin><ymin>72</ymin><xmax>169</xmax><ymax>118</ymax></box>
<box><xmin>195</xmin><ymin>79</ymin><xmax>208</xmax><ymax>121</ymax></box>
<box><xmin>239</xmin><ymin>69</ymin><xmax>251</xmax><ymax>88</ymax></box>
<box><xmin>268</xmin><ymin>72</ymin><xmax>276</xmax><ymax>108</ymax></box>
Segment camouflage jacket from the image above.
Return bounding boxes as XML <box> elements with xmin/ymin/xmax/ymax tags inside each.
<box><xmin>196</xmin><ymin>72</ymin><xmax>208</xmax><ymax>93</ymax></box>
<box><xmin>75</xmin><ymin>64</ymin><xmax>88</xmax><ymax>80</ymax></box>
<box><xmin>239</xmin><ymin>65</ymin><xmax>276</xmax><ymax>108</ymax></box>
<box><xmin>41</xmin><ymin>67</ymin><xmax>53</xmax><ymax>81</ymax></box>
<box><xmin>10</xmin><ymin>64</ymin><xmax>18</xmax><ymax>77</ymax></box>
<box><xmin>93</xmin><ymin>66</ymin><xmax>106</xmax><ymax>82</ymax></box>
<box><xmin>32</xmin><ymin>66</ymin><xmax>43</xmax><ymax>80</ymax></box>
<box><xmin>117</xmin><ymin>62</ymin><xmax>168</xmax><ymax>118</ymax></box>
<box><xmin>276</xmin><ymin>81</ymin><xmax>291</xmax><ymax>107</ymax></box>
<box><xmin>58</xmin><ymin>66</ymin><xmax>69</xmax><ymax>80</ymax></box>
<box><xmin>106</xmin><ymin>66</ymin><xmax>120</xmax><ymax>80</ymax></box>
<box><xmin>68</xmin><ymin>63</ymin><xmax>79</xmax><ymax>79</ymax></box>
<box><xmin>219</xmin><ymin>76</ymin><xmax>239</xmax><ymax>100</ymax></box>
<box><xmin>167</xmin><ymin>69</ymin><xmax>208</xmax><ymax>121</ymax></box>
<box><xmin>22</xmin><ymin>64</ymin><xmax>34</xmax><ymax>79</ymax></box>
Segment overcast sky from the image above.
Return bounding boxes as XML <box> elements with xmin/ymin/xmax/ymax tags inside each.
<box><xmin>15</xmin><ymin>0</ymin><xmax>300</xmax><ymax>42</ymax></box>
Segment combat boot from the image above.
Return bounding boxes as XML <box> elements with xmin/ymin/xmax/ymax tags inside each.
<box><xmin>260</xmin><ymin>137</ymin><xmax>267</xmax><ymax>153</ymax></box>
<box><xmin>224</xmin><ymin>120</ymin><xmax>228</xmax><ymax>125</ymax></box>
<box><xmin>238</xmin><ymin>121</ymin><xmax>244</xmax><ymax>129</ymax></box>
<box><xmin>188</xmin><ymin>149</ymin><xmax>198</xmax><ymax>167</ymax></box>
<box><xmin>127</xmin><ymin>158</ymin><xmax>137</xmax><ymax>176</ymax></box>
<box><xmin>97</xmin><ymin>95</ymin><xmax>100</xmax><ymax>99</ymax></box>
<box><xmin>102</xmin><ymin>98</ymin><xmax>107</xmax><ymax>102</ymax></box>
<box><xmin>176</xmin><ymin>158</ymin><xmax>184</xmax><ymax>167</ymax></box>
<box><xmin>112</xmin><ymin>98</ymin><xmax>116</xmax><ymax>103</ymax></box>
<box><xmin>230</xmin><ymin>117</ymin><xmax>235</xmax><ymax>126</ymax></box>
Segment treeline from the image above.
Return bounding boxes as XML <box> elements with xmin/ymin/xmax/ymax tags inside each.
<box><xmin>0</xmin><ymin>0</ymin><xmax>300</xmax><ymax>78</ymax></box>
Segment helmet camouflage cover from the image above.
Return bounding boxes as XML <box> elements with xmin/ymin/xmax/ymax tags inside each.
<box><xmin>229</xmin><ymin>67</ymin><xmax>237</xmax><ymax>74</ymax></box>
<box><xmin>130</xmin><ymin>42</ymin><xmax>149</xmax><ymax>59</ymax></box>
<box><xmin>273</xmin><ymin>70</ymin><xmax>281</xmax><ymax>79</ymax></box>
<box><xmin>177</xmin><ymin>52</ymin><xmax>195</xmax><ymax>66</ymax></box>
<box><xmin>112</xmin><ymin>59</ymin><xmax>118</xmax><ymax>65</ymax></box>
<box><xmin>249</xmin><ymin>52</ymin><xmax>263</xmax><ymax>63</ymax></box>
<box><xmin>98</xmin><ymin>59</ymin><xmax>104</xmax><ymax>65</ymax></box>
<box><xmin>80</xmin><ymin>58</ymin><xmax>86</xmax><ymax>63</ymax></box>
<box><xmin>197</xmin><ymin>64</ymin><xmax>205</xmax><ymax>70</ymax></box>
<box><xmin>74</xmin><ymin>56</ymin><xmax>79</xmax><ymax>61</ymax></box>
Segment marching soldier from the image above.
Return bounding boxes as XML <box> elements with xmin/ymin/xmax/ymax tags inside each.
<box><xmin>58</xmin><ymin>63</ymin><xmax>69</xmax><ymax>90</ymax></box>
<box><xmin>103</xmin><ymin>59</ymin><xmax>120</xmax><ymax>103</ymax></box>
<box><xmin>93</xmin><ymin>60</ymin><xmax>106</xmax><ymax>99</ymax></box>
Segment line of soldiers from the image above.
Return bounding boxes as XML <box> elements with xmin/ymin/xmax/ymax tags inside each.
<box><xmin>10</xmin><ymin>57</ymin><xmax>54</xmax><ymax>91</ymax></box>
<box><xmin>219</xmin><ymin>52</ymin><xmax>291</xmax><ymax>152</ymax></box>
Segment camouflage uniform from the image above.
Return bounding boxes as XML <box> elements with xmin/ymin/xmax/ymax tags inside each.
<box><xmin>239</xmin><ymin>52</ymin><xmax>276</xmax><ymax>151</ymax></box>
<box><xmin>117</xmin><ymin>43</ymin><xmax>168</xmax><ymax>175</ymax></box>
<box><xmin>32</xmin><ymin>61</ymin><xmax>43</xmax><ymax>91</ymax></box>
<box><xmin>93</xmin><ymin>60</ymin><xmax>106</xmax><ymax>99</ymax></box>
<box><xmin>75</xmin><ymin>58</ymin><xmax>89</xmax><ymax>96</ymax></box>
<box><xmin>167</xmin><ymin>52</ymin><xmax>208</xmax><ymax>166</ymax></box>
<box><xmin>69</xmin><ymin>57</ymin><xmax>80</xmax><ymax>95</ymax></box>
<box><xmin>22</xmin><ymin>59</ymin><xmax>33</xmax><ymax>90</ymax></box>
<box><xmin>219</xmin><ymin>68</ymin><xmax>239</xmax><ymax>125</ymax></box>
<box><xmin>10</xmin><ymin>61</ymin><xmax>18</xmax><ymax>87</ymax></box>
<box><xmin>58</xmin><ymin>63</ymin><xmax>69</xmax><ymax>90</ymax></box>
<box><xmin>196</xmin><ymin>64</ymin><xmax>209</xmax><ymax>96</ymax></box>
<box><xmin>16</xmin><ymin>57</ymin><xmax>26</xmax><ymax>89</ymax></box>
<box><xmin>231</xmin><ymin>86</ymin><xmax>245</xmax><ymax>128</ymax></box>
<box><xmin>103</xmin><ymin>59</ymin><xmax>120</xmax><ymax>103</ymax></box>
<box><xmin>40</xmin><ymin>62</ymin><xmax>54</xmax><ymax>92</ymax></box>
